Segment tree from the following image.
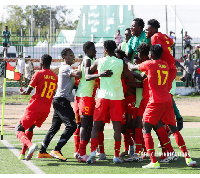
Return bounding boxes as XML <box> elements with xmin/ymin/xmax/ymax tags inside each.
<box><xmin>5</xmin><ymin>6</ymin><xmax>26</xmax><ymax>36</ymax></box>
<box><xmin>5</xmin><ymin>5</ymin><xmax>78</xmax><ymax>37</ymax></box>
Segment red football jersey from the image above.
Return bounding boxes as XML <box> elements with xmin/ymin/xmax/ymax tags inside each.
<box><xmin>92</xmin><ymin>70</ymin><xmax>100</xmax><ymax>97</ymax></box>
<box><xmin>121</xmin><ymin>77</ymin><xmax>127</xmax><ymax>94</ymax></box>
<box><xmin>151</xmin><ymin>32</ymin><xmax>175</xmax><ymax>69</ymax></box>
<box><xmin>138</xmin><ymin>59</ymin><xmax>171</xmax><ymax>103</ymax></box>
<box><xmin>142</xmin><ymin>77</ymin><xmax>149</xmax><ymax>100</ymax></box>
<box><xmin>197</xmin><ymin>67</ymin><xmax>200</xmax><ymax>74</ymax></box>
<box><xmin>27</xmin><ymin>69</ymin><xmax>58</xmax><ymax>112</ymax></box>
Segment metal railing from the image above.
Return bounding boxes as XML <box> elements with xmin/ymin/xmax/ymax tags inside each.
<box><xmin>1</xmin><ymin>35</ymin><xmax>200</xmax><ymax>59</ymax></box>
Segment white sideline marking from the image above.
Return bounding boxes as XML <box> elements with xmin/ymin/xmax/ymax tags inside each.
<box><xmin>10</xmin><ymin>135</ymin><xmax>200</xmax><ymax>146</ymax></box>
<box><xmin>1</xmin><ymin>140</ymin><xmax>45</xmax><ymax>174</ymax></box>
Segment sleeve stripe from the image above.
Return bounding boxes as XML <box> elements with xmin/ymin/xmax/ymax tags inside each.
<box><xmin>29</xmin><ymin>85</ymin><xmax>35</xmax><ymax>89</ymax></box>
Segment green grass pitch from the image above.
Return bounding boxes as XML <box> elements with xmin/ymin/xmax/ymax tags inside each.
<box><xmin>0</xmin><ymin>128</ymin><xmax>200</xmax><ymax>174</ymax></box>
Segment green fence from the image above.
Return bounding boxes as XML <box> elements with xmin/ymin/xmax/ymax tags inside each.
<box><xmin>1</xmin><ymin>35</ymin><xmax>200</xmax><ymax>59</ymax></box>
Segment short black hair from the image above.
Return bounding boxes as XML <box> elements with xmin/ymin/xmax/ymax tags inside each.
<box><xmin>133</xmin><ymin>18</ymin><xmax>145</xmax><ymax>29</ymax></box>
<box><xmin>83</xmin><ymin>41</ymin><xmax>95</xmax><ymax>54</ymax></box>
<box><xmin>61</xmin><ymin>48</ymin><xmax>72</xmax><ymax>58</ymax></box>
<box><xmin>150</xmin><ymin>45</ymin><xmax>163</xmax><ymax>59</ymax></box>
<box><xmin>114</xmin><ymin>49</ymin><xmax>127</xmax><ymax>59</ymax></box>
<box><xmin>41</xmin><ymin>54</ymin><xmax>52</xmax><ymax>66</ymax></box>
<box><xmin>104</xmin><ymin>40</ymin><xmax>117</xmax><ymax>53</ymax></box>
<box><xmin>125</xmin><ymin>28</ymin><xmax>131</xmax><ymax>31</ymax></box>
<box><xmin>147</xmin><ymin>19</ymin><xmax>160</xmax><ymax>29</ymax></box>
<box><xmin>137</xmin><ymin>43</ymin><xmax>150</xmax><ymax>57</ymax></box>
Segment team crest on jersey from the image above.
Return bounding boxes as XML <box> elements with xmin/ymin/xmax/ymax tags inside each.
<box><xmin>158</xmin><ymin>64</ymin><xmax>167</xmax><ymax>68</ymax></box>
<box><xmin>44</xmin><ymin>75</ymin><xmax>56</xmax><ymax>80</ymax></box>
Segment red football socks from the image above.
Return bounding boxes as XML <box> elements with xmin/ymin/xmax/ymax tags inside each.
<box><xmin>127</xmin><ymin>129</ymin><xmax>134</xmax><ymax>146</ymax></box>
<box><xmin>158</xmin><ymin>138</ymin><xmax>167</xmax><ymax>159</ymax></box>
<box><xmin>16</xmin><ymin>131</ymin><xmax>32</xmax><ymax>149</ymax></box>
<box><xmin>135</xmin><ymin>128</ymin><xmax>143</xmax><ymax>154</ymax></box>
<box><xmin>79</xmin><ymin>140</ymin><xmax>88</xmax><ymax>156</ymax></box>
<box><xmin>20</xmin><ymin>131</ymin><xmax>33</xmax><ymax>155</ymax></box>
<box><xmin>142</xmin><ymin>138</ymin><xmax>147</xmax><ymax>157</ymax></box>
<box><xmin>98</xmin><ymin>131</ymin><xmax>105</xmax><ymax>154</ymax></box>
<box><xmin>74</xmin><ymin>128</ymin><xmax>80</xmax><ymax>153</ymax></box>
<box><xmin>91</xmin><ymin>138</ymin><xmax>99</xmax><ymax>153</ymax></box>
<box><xmin>114</xmin><ymin>141</ymin><xmax>121</xmax><ymax>157</ymax></box>
<box><xmin>123</xmin><ymin>131</ymin><xmax>129</xmax><ymax>151</ymax></box>
<box><xmin>144</xmin><ymin>133</ymin><xmax>157</xmax><ymax>163</ymax></box>
<box><xmin>156</xmin><ymin>127</ymin><xmax>174</xmax><ymax>153</ymax></box>
<box><xmin>173</xmin><ymin>131</ymin><xmax>190</xmax><ymax>158</ymax></box>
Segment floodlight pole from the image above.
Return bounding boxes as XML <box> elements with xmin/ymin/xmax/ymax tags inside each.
<box><xmin>31</xmin><ymin>6</ymin><xmax>33</xmax><ymax>46</ymax></box>
<box><xmin>181</xmin><ymin>28</ymin><xmax>183</xmax><ymax>60</ymax></box>
<box><xmin>50</xmin><ymin>7</ymin><xmax>52</xmax><ymax>45</ymax></box>
<box><xmin>175</xmin><ymin>5</ymin><xmax>176</xmax><ymax>34</ymax></box>
<box><xmin>165</xmin><ymin>5</ymin><xmax>168</xmax><ymax>35</ymax></box>
<box><xmin>38</xmin><ymin>25</ymin><xmax>40</xmax><ymax>41</ymax></box>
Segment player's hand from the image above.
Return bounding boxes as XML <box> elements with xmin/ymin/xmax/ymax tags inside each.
<box><xmin>180</xmin><ymin>76</ymin><xmax>186</xmax><ymax>82</ymax></box>
<box><xmin>176</xmin><ymin>117</ymin><xmax>183</xmax><ymax>131</ymax></box>
<box><xmin>99</xmin><ymin>70</ymin><xmax>113</xmax><ymax>77</ymax></box>
<box><xmin>123</xmin><ymin>57</ymin><xmax>130</xmax><ymax>64</ymax></box>
<box><xmin>20</xmin><ymin>88</ymin><xmax>25</xmax><ymax>95</ymax></box>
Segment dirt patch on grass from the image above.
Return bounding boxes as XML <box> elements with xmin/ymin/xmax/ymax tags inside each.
<box><xmin>174</xmin><ymin>97</ymin><xmax>200</xmax><ymax>117</ymax></box>
<box><xmin>0</xmin><ymin>97</ymin><xmax>200</xmax><ymax>132</ymax></box>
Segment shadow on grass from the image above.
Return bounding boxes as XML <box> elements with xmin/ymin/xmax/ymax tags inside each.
<box><xmin>70</xmin><ymin>157</ymin><xmax>200</xmax><ymax>170</ymax></box>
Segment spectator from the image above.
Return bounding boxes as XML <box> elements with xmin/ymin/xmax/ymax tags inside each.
<box><xmin>24</xmin><ymin>56</ymin><xmax>34</xmax><ymax>88</ymax></box>
<box><xmin>193</xmin><ymin>59</ymin><xmax>200</xmax><ymax>93</ymax></box>
<box><xmin>16</xmin><ymin>52</ymin><xmax>25</xmax><ymax>91</ymax></box>
<box><xmin>114</xmin><ymin>29</ymin><xmax>123</xmax><ymax>46</ymax></box>
<box><xmin>192</xmin><ymin>44</ymin><xmax>200</xmax><ymax>64</ymax></box>
<box><xmin>179</xmin><ymin>54</ymin><xmax>188</xmax><ymax>82</ymax></box>
<box><xmin>78</xmin><ymin>54</ymin><xmax>83</xmax><ymax>60</ymax></box>
<box><xmin>169</xmin><ymin>31</ymin><xmax>176</xmax><ymax>58</ymax></box>
<box><xmin>0</xmin><ymin>58</ymin><xmax>4</xmax><ymax>77</ymax></box>
<box><xmin>2</xmin><ymin>26</ymin><xmax>11</xmax><ymax>58</ymax></box>
<box><xmin>118</xmin><ymin>28</ymin><xmax>132</xmax><ymax>52</ymax></box>
<box><xmin>184</xmin><ymin>53</ymin><xmax>195</xmax><ymax>87</ymax></box>
<box><xmin>183</xmin><ymin>31</ymin><xmax>192</xmax><ymax>53</ymax></box>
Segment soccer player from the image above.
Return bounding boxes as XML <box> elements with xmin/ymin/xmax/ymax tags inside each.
<box><xmin>115</xmin><ymin>49</ymin><xmax>141</xmax><ymax>158</ymax></box>
<box><xmin>2</xmin><ymin>26</ymin><xmax>11</xmax><ymax>58</ymax></box>
<box><xmin>73</xmin><ymin>65</ymin><xmax>82</xmax><ymax>159</ymax></box>
<box><xmin>15</xmin><ymin>54</ymin><xmax>58</xmax><ymax>161</ymax></box>
<box><xmin>86</xmin><ymin>40</ymin><xmax>124</xmax><ymax>164</ymax></box>
<box><xmin>16</xmin><ymin>52</ymin><xmax>25</xmax><ymax>91</ymax></box>
<box><xmin>118</xmin><ymin>28</ymin><xmax>132</xmax><ymax>52</ymax></box>
<box><xmin>74</xmin><ymin>41</ymin><xmax>112</xmax><ymax>162</ymax></box>
<box><xmin>127</xmin><ymin>19</ymin><xmax>150</xmax><ymax>143</ymax></box>
<box><xmin>127</xmin><ymin>18</ymin><xmax>151</xmax><ymax>62</ymax></box>
<box><xmin>125</xmin><ymin>45</ymin><xmax>196</xmax><ymax>168</ymax></box>
<box><xmin>37</xmin><ymin>48</ymin><xmax>81</xmax><ymax>161</ymax></box>
<box><xmin>145</xmin><ymin>19</ymin><xmax>177</xmax><ymax>91</ymax></box>
<box><xmin>125</xmin><ymin>43</ymin><xmax>150</xmax><ymax>162</ymax></box>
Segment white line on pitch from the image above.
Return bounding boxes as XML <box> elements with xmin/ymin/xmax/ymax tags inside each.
<box><xmin>1</xmin><ymin>140</ymin><xmax>45</xmax><ymax>174</ymax></box>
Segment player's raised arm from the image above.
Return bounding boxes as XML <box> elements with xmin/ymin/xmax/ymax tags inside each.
<box><xmin>85</xmin><ymin>58</ymin><xmax>113</xmax><ymax>81</ymax></box>
<box><xmin>70</xmin><ymin>70</ymin><xmax>82</xmax><ymax>79</ymax></box>
<box><xmin>123</xmin><ymin>57</ymin><xmax>139</xmax><ymax>71</ymax></box>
